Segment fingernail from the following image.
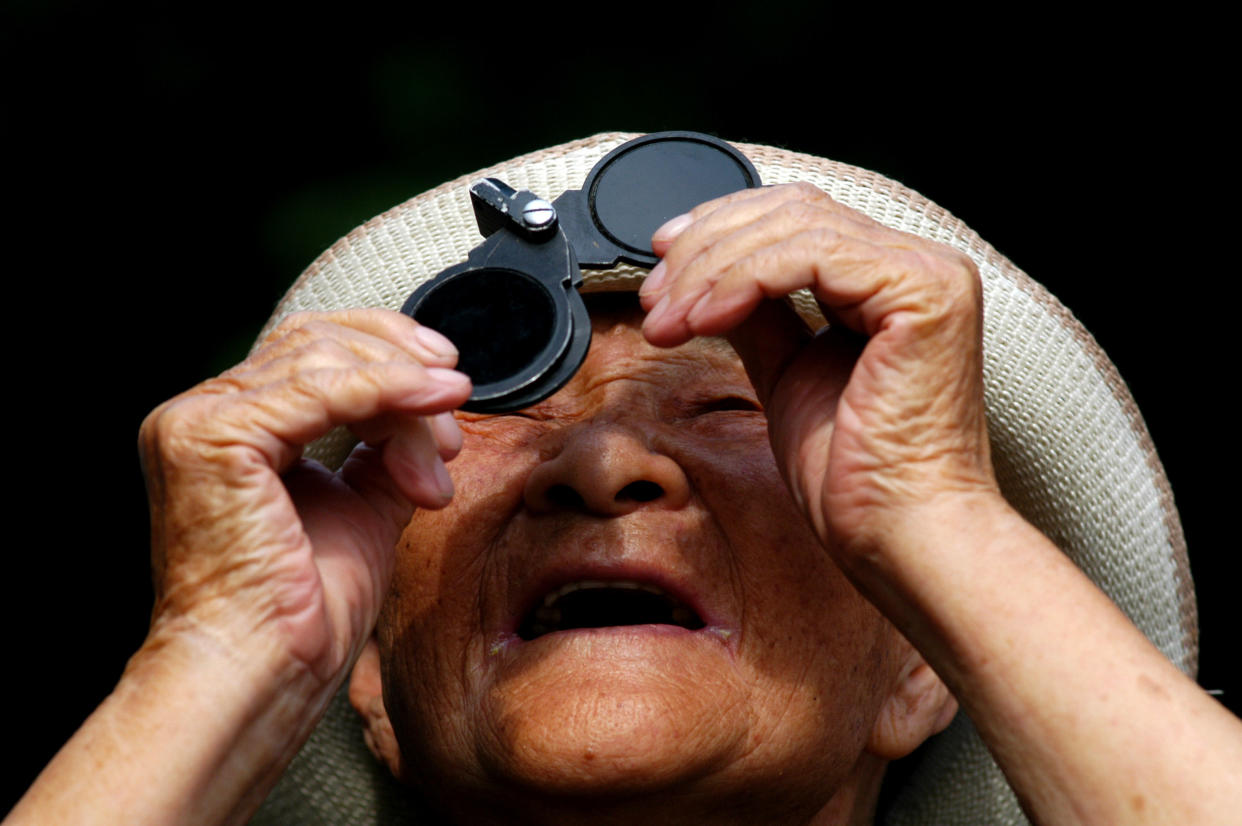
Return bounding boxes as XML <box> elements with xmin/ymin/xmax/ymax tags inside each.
<box><xmin>432</xmin><ymin>457</ymin><xmax>454</xmax><ymax>500</ymax></box>
<box><xmin>413</xmin><ymin>326</ymin><xmax>458</xmax><ymax>358</ymax></box>
<box><xmin>396</xmin><ymin>368</ymin><xmax>470</xmax><ymax>409</ymax></box>
<box><xmin>425</xmin><ymin>367</ymin><xmax>470</xmax><ymax>390</ymax></box>
<box><xmin>645</xmin><ymin>293</ymin><xmax>671</xmax><ymax>328</ymax></box>
<box><xmin>430</xmin><ymin>411</ymin><xmax>462</xmax><ymax>456</ymax></box>
<box><xmin>652</xmin><ymin>212</ymin><xmax>693</xmax><ymax>242</ymax></box>
<box><xmin>640</xmin><ymin>261</ymin><xmax>667</xmax><ymax>296</ymax></box>
<box><xmin>685</xmin><ymin>290</ymin><xmax>714</xmax><ymax>327</ymax></box>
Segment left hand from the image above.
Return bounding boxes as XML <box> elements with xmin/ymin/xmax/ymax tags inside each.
<box><xmin>639</xmin><ymin>183</ymin><xmax>1000</xmax><ymax>570</ymax></box>
<box><xmin>640</xmin><ymin>183</ymin><xmax>1242</xmax><ymax>826</ymax></box>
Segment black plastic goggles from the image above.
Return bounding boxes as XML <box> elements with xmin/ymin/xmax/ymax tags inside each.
<box><xmin>401</xmin><ymin>131</ymin><xmax>760</xmax><ymax>413</ymax></box>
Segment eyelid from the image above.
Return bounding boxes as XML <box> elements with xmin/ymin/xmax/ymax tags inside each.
<box><xmin>687</xmin><ymin>395</ymin><xmax>763</xmax><ymax>416</ymax></box>
<box><xmin>457</xmin><ymin>409</ymin><xmax>540</xmax><ymax>421</ymax></box>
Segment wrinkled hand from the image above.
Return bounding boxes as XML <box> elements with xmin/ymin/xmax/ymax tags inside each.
<box><xmin>640</xmin><ymin>183</ymin><xmax>998</xmax><ymax>564</ymax></box>
<box><xmin>138</xmin><ymin>309</ymin><xmax>471</xmax><ymax>681</ymax></box>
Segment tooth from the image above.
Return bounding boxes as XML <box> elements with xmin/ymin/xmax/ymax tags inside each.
<box><xmin>542</xmin><ymin>579</ymin><xmax>671</xmax><ymax>607</ymax></box>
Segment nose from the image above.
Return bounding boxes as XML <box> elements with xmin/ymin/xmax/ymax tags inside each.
<box><xmin>523</xmin><ymin>423</ymin><xmax>691</xmax><ymax>515</ymax></box>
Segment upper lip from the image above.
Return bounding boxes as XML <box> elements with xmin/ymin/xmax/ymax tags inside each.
<box><xmin>506</xmin><ymin>559</ymin><xmax>722</xmax><ymax>639</ymax></box>
<box><xmin>487</xmin><ymin>511</ymin><xmax>738</xmax><ymax>647</ymax></box>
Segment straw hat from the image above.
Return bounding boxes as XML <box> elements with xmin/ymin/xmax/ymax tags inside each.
<box><xmin>248</xmin><ymin>133</ymin><xmax>1195</xmax><ymax>826</ymax></box>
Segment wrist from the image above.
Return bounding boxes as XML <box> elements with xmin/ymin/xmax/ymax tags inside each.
<box><xmin>137</xmin><ymin>604</ymin><xmax>331</xmax><ymax>695</ymax></box>
<box><xmin>10</xmin><ymin>617</ymin><xmax>341</xmax><ymax>826</ymax></box>
<box><xmin>833</xmin><ymin>490</ymin><xmax>1053</xmax><ymax>669</ymax></box>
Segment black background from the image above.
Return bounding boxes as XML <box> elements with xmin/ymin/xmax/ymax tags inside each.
<box><xmin>3</xmin><ymin>1</ymin><xmax>1234</xmax><ymax>813</ymax></box>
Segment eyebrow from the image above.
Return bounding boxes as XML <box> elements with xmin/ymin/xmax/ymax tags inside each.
<box><xmin>695</xmin><ymin>335</ymin><xmax>737</xmax><ymax>357</ymax></box>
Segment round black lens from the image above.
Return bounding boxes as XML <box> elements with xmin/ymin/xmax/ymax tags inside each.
<box><xmin>412</xmin><ymin>269</ymin><xmax>556</xmax><ymax>386</ymax></box>
<box><xmin>589</xmin><ymin>136</ymin><xmax>758</xmax><ymax>258</ymax></box>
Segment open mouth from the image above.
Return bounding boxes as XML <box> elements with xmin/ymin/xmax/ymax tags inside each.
<box><xmin>517</xmin><ymin>579</ymin><xmax>706</xmax><ymax>641</ymax></box>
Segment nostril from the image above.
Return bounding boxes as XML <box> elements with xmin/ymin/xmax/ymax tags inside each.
<box><xmin>617</xmin><ymin>480</ymin><xmax>664</xmax><ymax>503</ymax></box>
<box><xmin>546</xmin><ymin>484</ymin><xmax>586</xmax><ymax>510</ymax></box>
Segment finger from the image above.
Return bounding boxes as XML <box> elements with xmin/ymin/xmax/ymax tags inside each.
<box><xmin>430</xmin><ymin>411</ymin><xmax>463</xmax><ymax>460</ymax></box>
<box><xmin>217</xmin><ymin>334</ymin><xmax>416</xmax><ymax>396</ymax></box>
<box><xmin>307</xmin><ymin>448</ymin><xmax>411</xmax><ymax>621</ymax></box>
<box><xmin>646</xmin><ymin>225</ymin><xmax>932</xmax><ymax>347</ymax></box>
<box><xmin>258</xmin><ymin>309</ymin><xmax>459</xmax><ymax>369</ymax></box>
<box><xmin>645</xmin><ymin>188</ymin><xmax>811</xmax><ymax>296</ymax></box>
<box><xmin>179</xmin><ymin>362</ymin><xmax>471</xmax><ymax>475</ymax></box>
<box><xmin>346</xmin><ymin>412</ymin><xmax>455</xmax><ymax>513</ymax></box>
<box><xmin>723</xmin><ymin>298</ymin><xmax>814</xmax><ymax>407</ymax></box>
<box><xmin>651</xmin><ymin>183</ymin><xmax>860</xmax><ymax>249</ymax></box>
<box><xmin>644</xmin><ymin>188</ymin><xmax>810</xmax><ymax>297</ymax></box>
<box><xmin>351</xmin><ymin>408</ymin><xmax>462</xmax><ymax>462</ymax></box>
<box><xmin>290</xmin><ymin>452</ymin><xmax>410</xmax><ymax>549</ymax></box>
<box><xmin>644</xmin><ymin>185</ymin><xmax>943</xmax><ymax>308</ymax></box>
<box><xmin>380</xmin><ymin>417</ymin><xmax>456</xmax><ymax>509</ymax></box>
<box><xmin>762</xmin><ymin>325</ymin><xmax>862</xmax><ymax>527</ymax></box>
<box><xmin>646</xmin><ymin>184</ymin><xmax>882</xmax><ymax>279</ymax></box>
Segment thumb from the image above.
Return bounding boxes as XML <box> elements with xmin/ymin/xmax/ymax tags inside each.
<box><xmin>723</xmin><ymin>298</ymin><xmax>814</xmax><ymax>407</ymax></box>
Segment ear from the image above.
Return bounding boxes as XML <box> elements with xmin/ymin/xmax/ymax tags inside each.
<box><xmin>348</xmin><ymin>636</ymin><xmax>406</xmax><ymax>779</ymax></box>
<box><xmin>867</xmin><ymin>641</ymin><xmax>959</xmax><ymax>760</ymax></box>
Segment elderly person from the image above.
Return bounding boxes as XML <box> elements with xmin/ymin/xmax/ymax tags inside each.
<box><xmin>8</xmin><ymin>137</ymin><xmax>1241</xmax><ymax>825</ymax></box>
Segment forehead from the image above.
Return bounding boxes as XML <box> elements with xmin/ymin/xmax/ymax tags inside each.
<box><xmin>580</xmin><ymin>291</ymin><xmax>735</xmax><ymax>354</ymax></box>
<box><xmin>573</xmin><ymin>294</ymin><xmax>743</xmax><ymax>384</ymax></box>
<box><xmin>453</xmin><ymin>293</ymin><xmax>752</xmax><ymax>424</ymax></box>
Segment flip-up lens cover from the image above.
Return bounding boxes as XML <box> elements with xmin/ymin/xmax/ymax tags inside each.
<box><xmin>589</xmin><ymin>134</ymin><xmax>760</xmax><ymax>263</ymax></box>
<box><xmin>403</xmin><ymin>132</ymin><xmax>760</xmax><ymax>413</ymax></box>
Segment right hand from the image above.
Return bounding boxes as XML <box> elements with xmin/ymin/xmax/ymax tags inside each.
<box><xmin>138</xmin><ymin>309</ymin><xmax>471</xmax><ymax>683</ymax></box>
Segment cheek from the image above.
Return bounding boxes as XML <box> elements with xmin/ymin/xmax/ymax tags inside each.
<box><xmin>391</xmin><ymin>432</ymin><xmax>533</xmax><ymax>624</ymax></box>
<box><xmin>690</xmin><ymin>433</ymin><xmax>895</xmax><ymax>754</ymax></box>
<box><xmin>379</xmin><ymin>443</ymin><xmax>533</xmax><ymax>763</ymax></box>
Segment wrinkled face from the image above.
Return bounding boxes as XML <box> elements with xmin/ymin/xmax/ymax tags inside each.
<box><xmin>376</xmin><ymin>300</ymin><xmax>902</xmax><ymax>823</ymax></box>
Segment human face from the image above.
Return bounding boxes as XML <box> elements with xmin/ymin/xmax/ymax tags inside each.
<box><xmin>375</xmin><ymin>300</ymin><xmax>902</xmax><ymax>823</ymax></box>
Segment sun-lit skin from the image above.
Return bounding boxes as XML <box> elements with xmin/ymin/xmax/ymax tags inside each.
<box><xmin>361</xmin><ymin>302</ymin><xmax>911</xmax><ymax>825</ymax></box>
<box><xmin>15</xmin><ymin>182</ymin><xmax>1238</xmax><ymax>826</ymax></box>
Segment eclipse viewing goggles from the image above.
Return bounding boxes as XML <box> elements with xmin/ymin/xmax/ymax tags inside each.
<box><xmin>401</xmin><ymin>131</ymin><xmax>761</xmax><ymax>413</ymax></box>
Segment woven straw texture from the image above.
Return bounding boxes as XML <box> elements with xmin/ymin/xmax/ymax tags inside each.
<box><xmin>249</xmin><ymin>134</ymin><xmax>1194</xmax><ymax>826</ymax></box>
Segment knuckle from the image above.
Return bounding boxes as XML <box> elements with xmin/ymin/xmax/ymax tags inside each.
<box><xmin>266</xmin><ymin>322</ymin><xmax>359</xmax><ymax>363</ymax></box>
<box><xmin>140</xmin><ymin>398</ymin><xmax>211</xmax><ymax>466</ymax></box>
<box><xmin>773</xmin><ymin>198</ymin><xmax>826</xmax><ymax>229</ymax></box>
<box><xmin>300</xmin><ymin>336</ymin><xmax>355</xmax><ymax>363</ymax></box>
<box><xmin>138</xmin><ymin>404</ymin><xmax>169</xmax><ymax>460</ymax></box>
<box><xmin>805</xmin><ymin>226</ymin><xmax>845</xmax><ymax>252</ymax></box>
<box><xmin>936</xmin><ymin>253</ymin><xmax>982</xmax><ymax>305</ymax></box>
<box><xmin>288</xmin><ymin>319</ymin><xmax>338</xmax><ymax>344</ymax></box>
<box><xmin>264</xmin><ymin>311</ymin><xmax>324</xmax><ymax>343</ymax></box>
<box><xmin>771</xmin><ymin>199</ymin><xmax>806</xmax><ymax>224</ymax></box>
<box><xmin>911</xmin><ymin>250</ymin><xmax>982</xmax><ymax>325</ymax></box>
<box><xmin>786</xmin><ymin>180</ymin><xmax>826</xmax><ymax>201</ymax></box>
<box><xmin>197</xmin><ymin>373</ymin><xmax>249</xmax><ymax>395</ymax></box>
<box><xmin>353</xmin><ymin>306</ymin><xmax>407</xmax><ymax>331</ymax></box>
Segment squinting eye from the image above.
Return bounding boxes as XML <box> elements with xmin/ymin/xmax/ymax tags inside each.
<box><xmin>459</xmin><ymin>409</ymin><xmax>541</xmax><ymax>422</ymax></box>
<box><xmin>691</xmin><ymin>396</ymin><xmax>762</xmax><ymax>416</ymax></box>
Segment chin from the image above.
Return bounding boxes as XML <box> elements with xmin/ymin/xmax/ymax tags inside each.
<box><xmin>391</xmin><ymin>626</ymin><xmax>858</xmax><ymax>826</ymax></box>
<box><xmin>472</xmin><ymin>626</ymin><xmax>751</xmax><ymax>796</ymax></box>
